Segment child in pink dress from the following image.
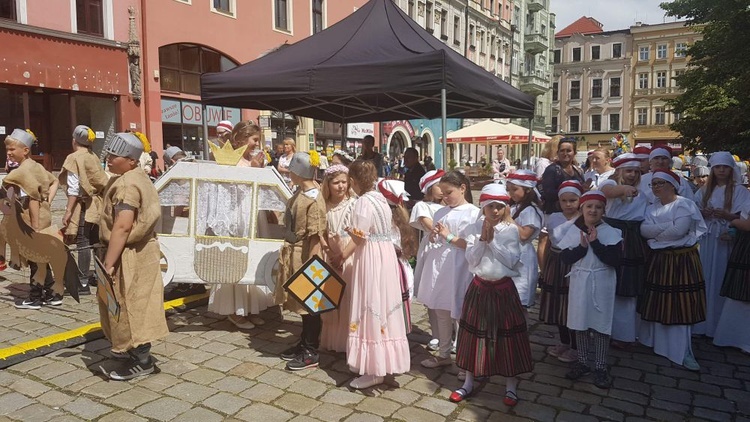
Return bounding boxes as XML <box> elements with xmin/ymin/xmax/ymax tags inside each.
<box><xmin>332</xmin><ymin>160</ymin><xmax>411</xmax><ymax>389</ymax></box>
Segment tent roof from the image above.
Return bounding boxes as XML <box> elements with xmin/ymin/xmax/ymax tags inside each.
<box><xmin>447</xmin><ymin>120</ymin><xmax>550</xmax><ymax>144</ymax></box>
<box><xmin>200</xmin><ymin>0</ymin><xmax>534</xmax><ymax>123</ymax></box>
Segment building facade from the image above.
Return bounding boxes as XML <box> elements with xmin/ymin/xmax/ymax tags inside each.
<box><xmin>552</xmin><ymin>29</ymin><xmax>633</xmax><ymax>150</ymax></box>
<box><xmin>629</xmin><ymin>21</ymin><xmax>700</xmax><ymax>148</ymax></box>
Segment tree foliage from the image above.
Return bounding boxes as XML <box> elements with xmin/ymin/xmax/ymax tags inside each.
<box><xmin>660</xmin><ymin>0</ymin><xmax>750</xmax><ymax>156</ymax></box>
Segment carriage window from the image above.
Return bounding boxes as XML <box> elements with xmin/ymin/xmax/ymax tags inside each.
<box><xmin>157</xmin><ymin>179</ymin><xmax>191</xmax><ymax>236</ymax></box>
<box><xmin>256</xmin><ymin>185</ymin><xmax>287</xmax><ymax>240</ymax></box>
<box><xmin>196</xmin><ymin>180</ymin><xmax>253</xmax><ymax>238</ymax></box>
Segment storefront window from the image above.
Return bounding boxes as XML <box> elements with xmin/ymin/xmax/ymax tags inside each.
<box><xmin>159</xmin><ymin>44</ymin><xmax>237</xmax><ymax>95</ymax></box>
<box><xmin>161</xmin><ymin>98</ymin><xmax>240</xmax><ymax>158</ymax></box>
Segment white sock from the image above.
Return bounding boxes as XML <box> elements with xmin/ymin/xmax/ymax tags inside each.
<box><xmin>461</xmin><ymin>371</ymin><xmax>474</xmax><ymax>393</ymax></box>
<box><xmin>505</xmin><ymin>376</ymin><xmax>518</xmax><ymax>394</ymax></box>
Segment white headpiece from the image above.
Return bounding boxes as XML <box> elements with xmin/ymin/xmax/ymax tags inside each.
<box><xmin>419</xmin><ymin>169</ymin><xmax>445</xmax><ymax>194</ymax></box>
<box><xmin>479</xmin><ymin>183</ymin><xmax>510</xmax><ymax>209</ymax></box>
<box><xmin>377</xmin><ymin>179</ymin><xmax>409</xmax><ymax>206</ymax></box>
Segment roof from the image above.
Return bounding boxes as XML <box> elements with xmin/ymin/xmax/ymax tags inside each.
<box><xmin>200</xmin><ymin>0</ymin><xmax>534</xmax><ymax>123</ymax></box>
<box><xmin>555</xmin><ymin>16</ymin><xmax>604</xmax><ymax>39</ymax></box>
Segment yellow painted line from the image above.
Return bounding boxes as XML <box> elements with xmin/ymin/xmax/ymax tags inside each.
<box><xmin>0</xmin><ymin>292</ymin><xmax>209</xmax><ymax>360</ymax></box>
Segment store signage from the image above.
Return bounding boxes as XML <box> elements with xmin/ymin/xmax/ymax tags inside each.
<box><xmin>346</xmin><ymin>123</ymin><xmax>375</xmax><ymax>139</ymax></box>
<box><xmin>161</xmin><ymin>98</ymin><xmax>241</xmax><ymax>127</ymax></box>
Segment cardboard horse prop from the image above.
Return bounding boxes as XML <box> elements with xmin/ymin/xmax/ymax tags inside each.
<box><xmin>0</xmin><ymin>187</ymin><xmax>80</xmax><ymax>302</ymax></box>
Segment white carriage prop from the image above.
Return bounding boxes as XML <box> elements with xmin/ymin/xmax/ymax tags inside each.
<box><xmin>154</xmin><ymin>160</ymin><xmax>292</xmax><ymax>293</ymax></box>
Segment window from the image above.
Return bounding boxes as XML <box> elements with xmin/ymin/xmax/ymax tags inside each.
<box><xmin>638</xmin><ymin>73</ymin><xmax>649</xmax><ymax>89</ymax></box>
<box><xmin>655</xmin><ymin>107</ymin><xmax>666</xmax><ymax>125</ymax></box>
<box><xmin>408</xmin><ymin>0</ymin><xmax>414</xmax><ymax>17</ymax></box>
<box><xmin>609</xmin><ymin>113</ymin><xmax>620</xmax><ymax>131</ymax></box>
<box><xmin>0</xmin><ymin>0</ymin><xmax>16</xmax><ymax>20</ymax></box>
<box><xmin>453</xmin><ymin>16</ymin><xmax>460</xmax><ymax>45</ymax></box>
<box><xmin>440</xmin><ymin>10</ymin><xmax>447</xmax><ymax>39</ymax></box>
<box><xmin>572</xmin><ymin>47</ymin><xmax>581</xmax><ymax>62</ymax></box>
<box><xmin>610</xmin><ymin>77</ymin><xmax>621</xmax><ymax>97</ymax></box>
<box><xmin>274</xmin><ymin>0</ymin><xmax>289</xmax><ymax>31</ymax></box>
<box><xmin>569</xmin><ymin>115</ymin><xmax>580</xmax><ymax>133</ymax></box>
<box><xmin>479</xmin><ymin>31</ymin><xmax>485</xmax><ymax>54</ymax></box>
<box><xmin>469</xmin><ymin>24</ymin><xmax>475</xmax><ymax>48</ymax></box>
<box><xmin>159</xmin><ymin>44</ymin><xmax>238</xmax><ymax>95</ymax></box>
<box><xmin>212</xmin><ymin>0</ymin><xmax>233</xmax><ymax>15</ymax></box>
<box><xmin>612</xmin><ymin>43</ymin><xmax>622</xmax><ymax>58</ymax></box>
<box><xmin>157</xmin><ymin>179</ymin><xmax>192</xmax><ymax>236</ymax></box>
<box><xmin>592</xmin><ymin>78</ymin><xmax>602</xmax><ymax>98</ymax></box>
<box><xmin>591</xmin><ymin>45</ymin><xmax>600</xmax><ymax>60</ymax></box>
<box><xmin>312</xmin><ymin>0</ymin><xmax>323</xmax><ymax>33</ymax></box>
<box><xmin>639</xmin><ymin>45</ymin><xmax>650</xmax><ymax>61</ymax></box>
<box><xmin>553</xmin><ymin>49</ymin><xmax>561</xmax><ymax>64</ymax></box>
<box><xmin>551</xmin><ymin>116</ymin><xmax>558</xmax><ymax>133</ymax></box>
<box><xmin>656</xmin><ymin>44</ymin><xmax>667</xmax><ymax>59</ymax></box>
<box><xmin>637</xmin><ymin>108</ymin><xmax>648</xmax><ymax>126</ymax></box>
<box><xmin>591</xmin><ymin>114</ymin><xmax>602</xmax><ymax>131</ymax></box>
<box><xmin>675</xmin><ymin>42</ymin><xmax>688</xmax><ymax>58</ymax></box>
<box><xmin>552</xmin><ymin>82</ymin><xmax>558</xmax><ymax>101</ymax></box>
<box><xmin>656</xmin><ymin>71</ymin><xmax>667</xmax><ymax>88</ymax></box>
<box><xmin>76</xmin><ymin>0</ymin><xmax>103</xmax><ymax>37</ymax></box>
<box><xmin>426</xmin><ymin>2</ymin><xmax>433</xmax><ymax>32</ymax></box>
<box><xmin>570</xmin><ymin>80</ymin><xmax>580</xmax><ymax>100</ymax></box>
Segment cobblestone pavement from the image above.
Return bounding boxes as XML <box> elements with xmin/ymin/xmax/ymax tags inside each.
<box><xmin>2</xmin><ymin>187</ymin><xmax>750</xmax><ymax>421</ymax></box>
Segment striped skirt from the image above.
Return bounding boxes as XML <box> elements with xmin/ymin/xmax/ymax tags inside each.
<box><xmin>538</xmin><ymin>244</ymin><xmax>572</xmax><ymax>326</ymax></box>
<box><xmin>638</xmin><ymin>244</ymin><xmax>706</xmax><ymax>325</ymax></box>
<box><xmin>455</xmin><ymin>276</ymin><xmax>533</xmax><ymax>377</ymax></box>
<box><xmin>720</xmin><ymin>231</ymin><xmax>750</xmax><ymax>302</ymax></box>
<box><xmin>604</xmin><ymin>217</ymin><xmax>646</xmax><ymax>297</ymax></box>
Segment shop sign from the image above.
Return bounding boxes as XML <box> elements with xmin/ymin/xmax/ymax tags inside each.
<box><xmin>161</xmin><ymin>99</ymin><xmax>241</xmax><ymax>127</ymax></box>
<box><xmin>347</xmin><ymin>123</ymin><xmax>375</xmax><ymax>139</ymax></box>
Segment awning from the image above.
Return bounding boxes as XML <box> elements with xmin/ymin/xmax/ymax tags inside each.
<box><xmin>446</xmin><ymin>120</ymin><xmax>551</xmax><ymax>144</ymax></box>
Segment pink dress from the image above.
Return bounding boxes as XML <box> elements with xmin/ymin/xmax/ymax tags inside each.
<box><xmin>320</xmin><ymin>197</ymin><xmax>356</xmax><ymax>353</ymax></box>
<box><xmin>347</xmin><ymin>191</ymin><xmax>411</xmax><ymax>376</ymax></box>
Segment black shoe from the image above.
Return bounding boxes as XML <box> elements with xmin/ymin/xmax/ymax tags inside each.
<box><xmin>14</xmin><ymin>298</ymin><xmax>42</xmax><ymax>310</ymax></box>
<box><xmin>593</xmin><ymin>369</ymin><xmax>611</xmax><ymax>389</ymax></box>
<box><xmin>280</xmin><ymin>344</ymin><xmax>304</xmax><ymax>361</ymax></box>
<box><xmin>78</xmin><ymin>284</ymin><xmax>92</xmax><ymax>296</ymax></box>
<box><xmin>286</xmin><ymin>350</ymin><xmax>319</xmax><ymax>371</ymax></box>
<box><xmin>43</xmin><ymin>294</ymin><xmax>63</xmax><ymax>306</ymax></box>
<box><xmin>565</xmin><ymin>362</ymin><xmax>591</xmax><ymax>380</ymax></box>
<box><xmin>109</xmin><ymin>358</ymin><xmax>154</xmax><ymax>381</ymax></box>
<box><xmin>88</xmin><ymin>276</ymin><xmax>98</xmax><ymax>287</ymax></box>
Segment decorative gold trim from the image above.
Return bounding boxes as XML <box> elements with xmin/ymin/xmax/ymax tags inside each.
<box><xmin>156</xmin><ymin>177</ymin><xmax>193</xmax><ymax>238</ymax></box>
<box><xmin>254</xmin><ymin>182</ymin><xmax>291</xmax><ymax>241</ymax></box>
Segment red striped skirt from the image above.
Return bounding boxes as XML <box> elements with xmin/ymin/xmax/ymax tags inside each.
<box><xmin>721</xmin><ymin>231</ymin><xmax>750</xmax><ymax>302</ymax></box>
<box><xmin>538</xmin><ymin>244</ymin><xmax>571</xmax><ymax>326</ymax></box>
<box><xmin>638</xmin><ymin>244</ymin><xmax>706</xmax><ymax>325</ymax></box>
<box><xmin>455</xmin><ymin>276</ymin><xmax>533</xmax><ymax>377</ymax></box>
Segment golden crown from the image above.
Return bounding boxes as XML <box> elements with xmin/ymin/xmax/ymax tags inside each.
<box><xmin>209</xmin><ymin>141</ymin><xmax>248</xmax><ymax>166</ymax></box>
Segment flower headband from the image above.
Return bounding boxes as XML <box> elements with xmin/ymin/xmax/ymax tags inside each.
<box><xmin>333</xmin><ymin>149</ymin><xmax>355</xmax><ymax>162</ymax></box>
<box><xmin>324</xmin><ymin>164</ymin><xmax>349</xmax><ymax>176</ymax></box>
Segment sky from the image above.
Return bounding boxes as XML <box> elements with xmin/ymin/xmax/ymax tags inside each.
<box><xmin>550</xmin><ymin>0</ymin><xmax>680</xmax><ymax>33</ymax></box>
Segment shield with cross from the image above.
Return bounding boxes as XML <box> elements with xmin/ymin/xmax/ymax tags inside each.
<box><xmin>283</xmin><ymin>255</ymin><xmax>346</xmax><ymax>314</ymax></box>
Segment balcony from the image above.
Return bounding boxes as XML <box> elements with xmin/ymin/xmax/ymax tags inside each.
<box><xmin>524</xmin><ymin>32</ymin><xmax>547</xmax><ymax>54</ymax></box>
<box><xmin>520</xmin><ymin>73</ymin><xmax>549</xmax><ymax>96</ymax></box>
<box><xmin>634</xmin><ymin>87</ymin><xmax>683</xmax><ymax>97</ymax></box>
<box><xmin>527</xmin><ymin>0</ymin><xmax>544</xmax><ymax>12</ymax></box>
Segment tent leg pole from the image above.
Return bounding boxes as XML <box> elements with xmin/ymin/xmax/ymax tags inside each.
<box><xmin>441</xmin><ymin>88</ymin><xmax>447</xmax><ymax>170</ymax></box>
<box><xmin>526</xmin><ymin>117</ymin><xmax>534</xmax><ymax>170</ymax></box>
<box><xmin>202</xmin><ymin>103</ymin><xmax>209</xmax><ymax>160</ymax></box>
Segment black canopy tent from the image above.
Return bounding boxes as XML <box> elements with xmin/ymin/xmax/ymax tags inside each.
<box><xmin>200</xmin><ymin>0</ymin><xmax>536</xmax><ymax>168</ymax></box>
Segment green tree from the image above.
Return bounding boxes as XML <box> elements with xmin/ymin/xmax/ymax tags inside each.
<box><xmin>660</xmin><ymin>0</ymin><xmax>750</xmax><ymax>156</ymax></box>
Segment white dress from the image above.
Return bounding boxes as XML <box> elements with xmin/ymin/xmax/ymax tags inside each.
<box><xmin>555</xmin><ymin>221</ymin><xmax>622</xmax><ymax>335</ymax></box>
<box><xmin>584</xmin><ymin>168</ymin><xmax>615</xmax><ymax>190</ymax></box>
<box><xmin>409</xmin><ymin>201</ymin><xmax>443</xmax><ymax>296</ymax></box>
<box><xmin>693</xmin><ymin>185</ymin><xmax>750</xmax><ymax>337</ymax></box>
<box><xmin>511</xmin><ymin>204</ymin><xmax>543</xmax><ymax>307</ymax></box>
<box><xmin>415</xmin><ymin>203</ymin><xmax>480</xmax><ymax>320</ymax></box>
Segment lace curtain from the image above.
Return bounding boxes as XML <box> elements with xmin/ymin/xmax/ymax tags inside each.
<box><xmin>258</xmin><ymin>185</ymin><xmax>287</xmax><ymax>212</ymax></box>
<box><xmin>196</xmin><ymin>181</ymin><xmax>253</xmax><ymax>238</ymax></box>
<box><xmin>158</xmin><ymin>179</ymin><xmax>191</xmax><ymax>206</ymax></box>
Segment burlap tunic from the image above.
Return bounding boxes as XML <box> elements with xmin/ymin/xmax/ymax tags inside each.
<box><xmin>58</xmin><ymin>148</ymin><xmax>109</xmax><ymax>236</ymax></box>
<box><xmin>274</xmin><ymin>189</ymin><xmax>327</xmax><ymax>314</ymax></box>
<box><xmin>2</xmin><ymin>158</ymin><xmax>55</xmax><ymax>229</ymax></box>
<box><xmin>99</xmin><ymin>168</ymin><xmax>168</xmax><ymax>352</ymax></box>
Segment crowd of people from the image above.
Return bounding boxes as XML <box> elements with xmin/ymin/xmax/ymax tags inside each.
<box><xmin>4</xmin><ymin>124</ymin><xmax>750</xmax><ymax>405</ymax></box>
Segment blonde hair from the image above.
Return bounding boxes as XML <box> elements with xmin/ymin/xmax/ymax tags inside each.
<box><xmin>701</xmin><ymin>166</ymin><xmax>736</xmax><ymax>212</ymax></box>
<box><xmin>3</xmin><ymin>137</ymin><xmax>30</xmax><ymax>157</ymax></box>
<box><xmin>611</xmin><ymin>167</ymin><xmax>641</xmax><ymax>187</ymax></box>
<box><xmin>283</xmin><ymin>138</ymin><xmax>297</xmax><ymax>153</ymax></box>
<box><xmin>321</xmin><ymin>169</ymin><xmax>351</xmax><ymax>202</ymax></box>
<box><xmin>541</xmin><ymin>136</ymin><xmax>560</xmax><ymax>160</ymax></box>
<box><xmin>392</xmin><ymin>203</ymin><xmax>418</xmax><ymax>259</ymax></box>
<box><xmin>230</xmin><ymin>121</ymin><xmax>261</xmax><ymax>149</ymax></box>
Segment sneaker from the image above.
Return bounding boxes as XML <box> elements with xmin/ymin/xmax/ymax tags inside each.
<box><xmin>248</xmin><ymin>315</ymin><xmax>266</xmax><ymax>326</ymax></box>
<box><xmin>88</xmin><ymin>276</ymin><xmax>98</xmax><ymax>287</ymax></box>
<box><xmin>43</xmin><ymin>294</ymin><xmax>63</xmax><ymax>306</ymax></box>
<box><xmin>109</xmin><ymin>350</ymin><xmax>131</xmax><ymax>360</ymax></box>
<box><xmin>78</xmin><ymin>284</ymin><xmax>91</xmax><ymax>296</ymax></box>
<box><xmin>547</xmin><ymin>344</ymin><xmax>569</xmax><ymax>358</ymax></box>
<box><xmin>228</xmin><ymin>315</ymin><xmax>255</xmax><ymax>330</ymax></box>
<box><xmin>280</xmin><ymin>344</ymin><xmax>304</xmax><ymax>361</ymax></box>
<box><xmin>421</xmin><ymin>356</ymin><xmax>452</xmax><ymax>368</ymax></box>
<box><xmin>286</xmin><ymin>350</ymin><xmax>319</xmax><ymax>371</ymax></box>
<box><xmin>565</xmin><ymin>362</ymin><xmax>591</xmax><ymax>380</ymax></box>
<box><xmin>557</xmin><ymin>348</ymin><xmax>578</xmax><ymax>363</ymax></box>
<box><xmin>108</xmin><ymin>358</ymin><xmax>154</xmax><ymax>381</ymax></box>
<box><xmin>451</xmin><ymin>343</ymin><xmax>457</xmax><ymax>355</ymax></box>
<box><xmin>14</xmin><ymin>298</ymin><xmax>42</xmax><ymax>310</ymax></box>
<box><xmin>593</xmin><ymin>369</ymin><xmax>611</xmax><ymax>389</ymax></box>
<box><xmin>427</xmin><ymin>339</ymin><xmax>439</xmax><ymax>351</ymax></box>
